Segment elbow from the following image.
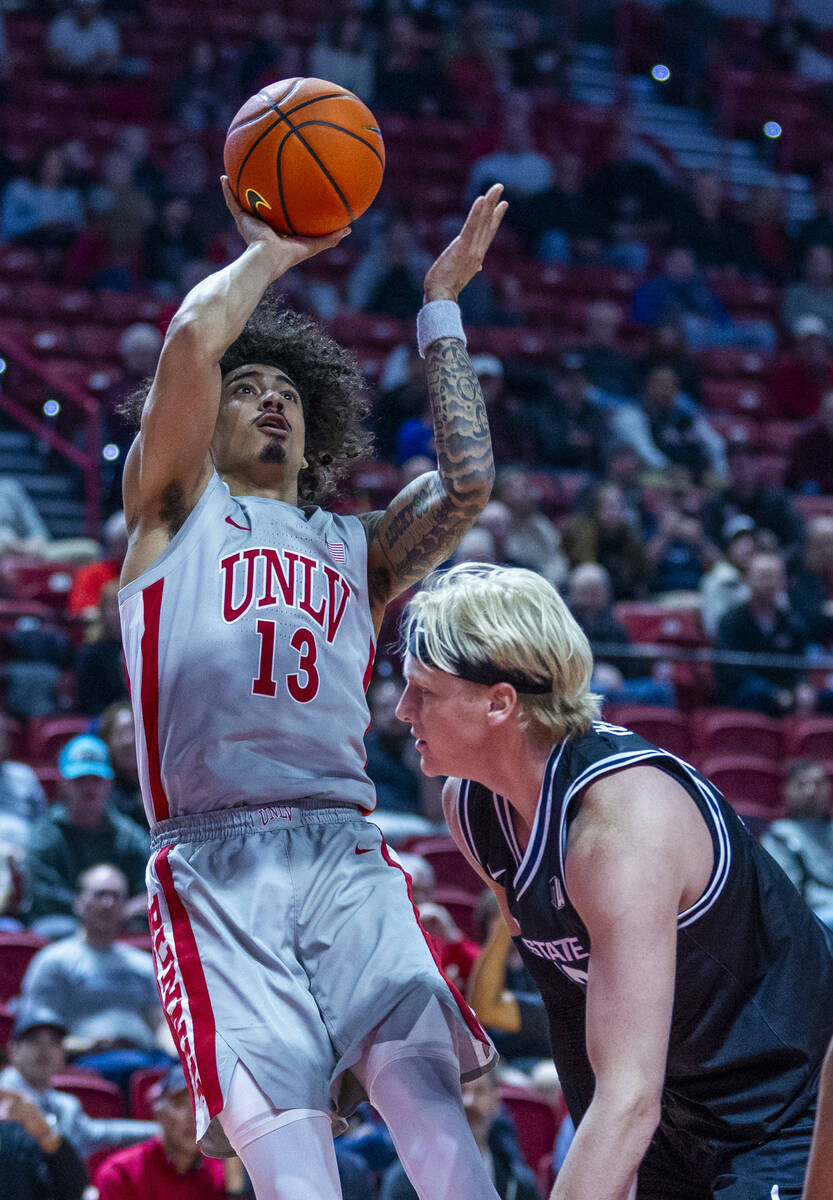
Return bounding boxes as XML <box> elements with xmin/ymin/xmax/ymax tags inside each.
<box><xmin>595</xmin><ymin>1081</ymin><xmax>662</xmax><ymax>1152</ymax></box>
<box><xmin>445</xmin><ymin>465</ymin><xmax>495</xmax><ymax>513</ymax></box>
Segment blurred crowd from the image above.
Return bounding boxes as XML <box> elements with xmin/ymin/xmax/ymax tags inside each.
<box><xmin>3</xmin><ymin>0</ymin><xmax>833</xmax><ymax>1196</ymax></box>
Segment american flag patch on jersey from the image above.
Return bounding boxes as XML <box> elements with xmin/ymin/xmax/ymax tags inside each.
<box><xmin>326</xmin><ymin>539</ymin><xmax>346</xmax><ymax>562</ymax></box>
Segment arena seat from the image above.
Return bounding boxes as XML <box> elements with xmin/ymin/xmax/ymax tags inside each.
<box><xmin>0</xmin><ymin>1003</ymin><xmax>14</xmax><ymax>1045</ymax></box>
<box><xmin>33</xmin><ymin>765</ymin><xmax>62</xmax><ymax>803</ymax></box>
<box><xmin>404</xmin><ymin>836</ymin><xmax>485</xmax><ymax>896</ymax></box>
<box><xmin>0</xmin><ymin>557</ymin><xmax>77</xmax><ymax>610</ymax></box>
<box><xmin>696</xmin><ymin>756</ymin><xmax>783</xmax><ymax>822</ymax></box>
<box><xmin>128</xmin><ymin>1066</ymin><xmax>168</xmax><ymax>1120</ymax></box>
<box><xmin>432</xmin><ymin>886</ymin><xmax>478</xmax><ymax>943</ymax></box>
<box><xmin>3</xmin><ymin>715</ymin><xmax>27</xmax><ymax>761</ymax></box>
<box><xmin>794</xmin><ymin>496</ymin><xmax>833</xmax><ymax>521</ymax></box>
<box><xmin>702</xmin><ymin>379</ymin><xmax>769</xmax><ymax>416</ymax></box>
<box><xmin>27</xmin><ymin>715</ymin><xmax>91</xmax><ymax>766</ymax></box>
<box><xmin>496</xmin><ymin>1084</ymin><xmax>561</xmax><ymax>1172</ymax></box>
<box><xmin>783</xmin><ymin>717</ymin><xmax>833</xmax><ymax>759</ymax></box>
<box><xmin>692</xmin><ymin>710</ymin><xmax>782</xmax><ymax>762</ymax></box>
<box><xmin>613</xmin><ymin>603</ymin><xmax>708</xmax><ymax>648</ymax></box>
<box><xmin>603</xmin><ymin>706</ymin><xmax>692</xmax><ymax>759</ymax></box>
<box><xmin>0</xmin><ymin>931</ymin><xmax>49</xmax><ymax>1003</ymax></box>
<box><xmin>51</xmin><ymin>1073</ymin><xmax>124</xmax><ymax>1119</ymax></box>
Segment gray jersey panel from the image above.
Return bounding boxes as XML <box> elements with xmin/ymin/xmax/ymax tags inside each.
<box><xmin>120</xmin><ymin>474</ymin><xmax>377</xmax><ymax>827</ymax></box>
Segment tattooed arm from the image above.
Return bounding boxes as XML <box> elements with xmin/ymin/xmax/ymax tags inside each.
<box><xmin>361</xmin><ymin>185</ymin><xmax>507</xmax><ymax>628</ymax></box>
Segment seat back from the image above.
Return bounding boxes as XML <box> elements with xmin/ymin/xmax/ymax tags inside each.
<box><xmin>0</xmin><ymin>932</ymin><xmax>49</xmax><ymax>1003</ymax></box>
<box><xmin>496</xmin><ymin>1084</ymin><xmax>560</xmax><ymax>1172</ymax></box>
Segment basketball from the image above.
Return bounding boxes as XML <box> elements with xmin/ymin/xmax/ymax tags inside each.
<box><xmin>223</xmin><ymin>77</ymin><xmax>385</xmax><ymax>238</ymax></box>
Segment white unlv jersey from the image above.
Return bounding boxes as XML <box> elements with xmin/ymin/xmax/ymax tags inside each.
<box><xmin>119</xmin><ymin>473</ymin><xmax>377</xmax><ymax>828</ymax></box>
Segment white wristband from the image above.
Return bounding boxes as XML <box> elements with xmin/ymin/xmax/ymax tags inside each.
<box><xmin>416</xmin><ymin>300</ymin><xmax>466</xmax><ymax>358</ymax></box>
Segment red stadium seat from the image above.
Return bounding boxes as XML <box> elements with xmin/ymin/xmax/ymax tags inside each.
<box><xmin>692</xmin><ymin>710</ymin><xmax>782</xmax><ymax>762</ymax></box>
<box><xmin>432</xmin><ymin>886</ymin><xmax>479</xmax><ymax>943</ymax></box>
<box><xmin>128</xmin><ymin>1066</ymin><xmax>167</xmax><ymax>1120</ymax></box>
<box><xmin>794</xmin><ymin>496</ymin><xmax>833</xmax><ymax>521</ymax></box>
<box><xmin>783</xmin><ymin>717</ymin><xmax>833</xmax><ymax>759</ymax></box>
<box><xmin>27</xmin><ymin>715</ymin><xmax>91</xmax><ymax>766</ymax></box>
<box><xmin>496</xmin><ymin>1085</ymin><xmax>561</xmax><ymax>1172</ymax></box>
<box><xmin>0</xmin><ymin>932</ymin><xmax>49</xmax><ymax>1003</ymax></box>
<box><xmin>51</xmin><ymin>1073</ymin><xmax>124</xmax><ymax>1118</ymax></box>
<box><xmin>33</xmin><ymin>766</ymin><xmax>62</xmax><ymax>803</ymax></box>
<box><xmin>604</xmin><ymin>707</ymin><xmax>692</xmax><ymax>759</ymax></box>
<box><xmin>0</xmin><ymin>1002</ymin><xmax>14</xmax><ymax>1045</ymax></box>
<box><xmin>3</xmin><ymin>716</ymin><xmax>27</xmax><ymax>761</ymax></box>
<box><xmin>697</xmin><ymin>756</ymin><xmax>784</xmax><ymax>822</ymax></box>
<box><xmin>613</xmin><ymin>603</ymin><xmax>708</xmax><ymax>648</ymax></box>
<box><xmin>0</xmin><ymin>557</ymin><xmax>77</xmax><ymax>610</ymax></box>
<box><xmin>404</xmin><ymin>836</ymin><xmax>485</xmax><ymax>896</ymax></box>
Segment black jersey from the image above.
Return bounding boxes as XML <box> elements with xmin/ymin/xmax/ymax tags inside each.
<box><xmin>455</xmin><ymin>720</ymin><xmax>833</xmax><ymax>1149</ymax></box>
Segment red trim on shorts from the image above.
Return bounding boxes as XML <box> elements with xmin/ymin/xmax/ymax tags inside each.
<box><xmin>155</xmin><ymin>845</ymin><xmax>224</xmax><ymax>1119</ymax></box>
<box><xmin>378</xmin><ymin>837</ymin><xmax>491</xmax><ymax>1047</ymax></box>
<box><xmin>140</xmin><ymin>579</ymin><xmax>169</xmax><ymax>822</ymax></box>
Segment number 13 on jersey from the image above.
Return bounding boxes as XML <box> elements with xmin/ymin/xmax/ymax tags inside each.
<box><xmin>252</xmin><ymin>620</ymin><xmax>319</xmax><ymax>703</ymax></box>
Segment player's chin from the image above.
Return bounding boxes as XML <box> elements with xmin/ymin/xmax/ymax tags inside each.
<box><xmin>258</xmin><ymin>440</ymin><xmax>287</xmax><ymax>464</ymax></box>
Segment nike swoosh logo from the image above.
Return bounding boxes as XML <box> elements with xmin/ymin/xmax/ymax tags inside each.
<box><xmin>225</xmin><ymin>515</ymin><xmax>249</xmax><ymax>531</ymax></box>
<box><xmin>355</xmin><ymin>845</ymin><xmax>374</xmax><ymax>855</ymax></box>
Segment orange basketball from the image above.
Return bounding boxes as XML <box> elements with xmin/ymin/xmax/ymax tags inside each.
<box><xmin>223</xmin><ymin>77</ymin><xmax>385</xmax><ymax>237</ymax></box>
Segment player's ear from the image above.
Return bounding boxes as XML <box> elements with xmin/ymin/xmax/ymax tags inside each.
<box><xmin>487</xmin><ymin>682</ymin><xmax>517</xmax><ymax>724</ymax></box>
<box><xmin>301</xmin><ymin>456</ymin><xmax>309</xmax><ymax>469</ymax></box>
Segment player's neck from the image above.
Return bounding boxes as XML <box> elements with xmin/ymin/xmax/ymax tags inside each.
<box><xmin>485</xmin><ymin>731</ymin><xmax>554</xmax><ymax>842</ymax></box>
<box><xmin>222</xmin><ymin>468</ymin><xmax>299</xmax><ymax>507</ymax></box>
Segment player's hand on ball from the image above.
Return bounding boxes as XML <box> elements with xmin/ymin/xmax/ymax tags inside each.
<box><xmin>221</xmin><ymin>176</ymin><xmax>350</xmax><ymax>278</ymax></box>
<box><xmin>423</xmin><ymin>183</ymin><xmax>508</xmax><ymax>303</ymax></box>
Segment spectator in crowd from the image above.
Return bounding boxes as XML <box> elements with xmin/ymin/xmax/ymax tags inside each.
<box><xmin>0</xmin><ymin>476</ymin><xmax>99</xmax><ymax>565</ymax></box>
<box><xmin>364</xmin><ymin>674</ymin><xmax>423</xmax><ymax>814</ymax></box>
<box><xmin>635</xmin><ymin>319</ymin><xmax>702</xmax><ymax>403</ymax></box>
<box><xmin>770</xmin><ymin>314</ymin><xmax>833</xmax><ymax>420</ymax></box>
<box><xmin>375</xmin><ymin>13</ymin><xmax>445</xmax><ymax>116</ymax></box>
<box><xmin>309</xmin><ymin>14</ymin><xmax>376</xmax><ymax>102</ymax></box>
<box><xmin>744</xmin><ymin>182</ymin><xmax>791</xmax><ymax>283</ymax></box>
<box><xmin>0</xmin><ymin>1007</ymin><xmax>159</xmax><ymax>1160</ymax></box>
<box><xmin>632</xmin><ymin>245</ymin><xmax>775</xmax><ymax>351</ymax></box>
<box><xmin>24</xmin><ymin>736</ymin><xmax>148</xmax><ymax>930</ymax></box>
<box><xmin>75</xmin><ymin>581</ymin><xmax>129</xmax><ymax>715</ymax></box>
<box><xmin>465</xmin><ymin>895</ymin><xmax>551</xmax><ymax>1067</ymax></box>
<box><xmin>92</xmin><ymin>1063</ymin><xmax>231</xmax><ymax>1200</ymax></box>
<box><xmin>97</xmin><ymin>700</ymin><xmax>142</xmax><ymax>824</ymax></box>
<box><xmin>165</xmin><ymin>40</ymin><xmax>233</xmax><ymax>132</ymax></box>
<box><xmin>81</xmin><ymin>150</ymin><xmax>155</xmax><ymax>290</ymax></box>
<box><xmin>583</xmin><ymin>117</ymin><xmax>677</xmax><ymax>269</ymax></box>
<box><xmin>613</xmin><ymin>363</ymin><xmax>726</xmax><ymax>481</ymax></box>
<box><xmin>762</xmin><ymin>0</ymin><xmax>817</xmax><ymax>73</ymax></box>
<box><xmin>46</xmin><ymin>0</ymin><xmax>122</xmax><ymax>78</ymax></box>
<box><xmin>574</xmin><ymin>300</ymin><xmax>639</xmax><ymax>398</ymax></box>
<box><xmin>528</xmin><ymin>350</ymin><xmax>609</xmax><ymax>473</ymax></box>
<box><xmin>372</xmin><ymin>345</ymin><xmax>429</xmax><ymax>461</ymax></box>
<box><xmin>20</xmin><ymin>863</ymin><xmax>170</xmax><ymax>1087</ymax></box>
<box><xmin>113</xmin><ymin>125</ymin><xmax>165</xmax><ymax>207</ymax></box>
<box><xmin>761</xmin><ymin>760</ymin><xmax>833</xmax><ymax>927</ymax></box>
<box><xmin>143</xmin><ymin>196</ymin><xmax>204</xmax><ymax>298</ymax></box>
<box><xmin>464</xmin><ymin>93</ymin><xmax>554</xmax><ymax>205</ymax></box>
<box><xmin>396</xmin><ymin>849</ymin><xmax>481</xmax><ymax>991</ymax></box>
<box><xmin>795</xmin><ymin>163</ymin><xmax>833</xmax><ymax>263</ymax></box>
<box><xmin>477</xmin><ymin>499</ymin><xmax>512</xmax><ymax>563</ymax></box>
<box><xmin>380</xmin><ymin>1072</ymin><xmax>539</xmax><ymax>1200</ymax></box>
<box><xmin>443</xmin><ymin>3</ymin><xmax>507</xmax><ymax>123</ymax></box>
<box><xmin>661</xmin><ymin>0</ymin><xmax>722</xmax><ymax>110</ymax></box>
<box><xmin>452</xmin><ymin>526</ymin><xmax>499</xmax><ymax>565</ymax></box>
<box><xmin>783</xmin><ymin>243</ymin><xmax>833</xmax><ymax>335</ymax></box>
<box><xmin>493</xmin><ymin>468</ymin><xmax>568</xmax><ymax>587</ymax></box>
<box><xmin>232</xmin><ymin>11</ymin><xmax>291</xmax><ymax>98</ymax></box>
<box><xmin>469</xmin><ymin>354</ymin><xmax>538</xmax><ymax>466</ymax></box>
<box><xmin>699</xmin><ymin>517</ymin><xmax>756</xmax><ymax>637</ymax></box>
<box><xmin>785</xmin><ymin>390</ymin><xmax>833</xmax><ymax>495</ymax></box>
<box><xmin>347</xmin><ymin>212</ymin><xmax>431</xmax><ymax>319</ymax></box>
<box><xmin>102</xmin><ymin>324</ymin><xmax>163</xmax><ymax>504</ymax></box>
<box><xmin>0</xmin><ymin>146</ymin><xmax>85</xmax><ymax>250</ymax></box>
<box><xmin>509</xmin><ymin>148</ymin><xmax>603</xmax><ymax>264</ymax></box>
<box><xmin>789</xmin><ymin>515</ymin><xmax>833</xmax><ymax>646</ymax></box>
<box><xmin>67</xmin><ymin>510</ymin><xmax>128</xmax><ymax>620</ymax></box>
<box><xmin>507</xmin><ymin>8</ymin><xmax>567</xmax><ymax>94</ymax></box>
<box><xmin>0</xmin><ymin>1080</ymin><xmax>88</xmax><ymax>1200</ymax></box>
<box><xmin>160</xmin><ymin>143</ymin><xmax>227</xmax><ymax>251</ymax></box>
<box><xmin>562</xmin><ymin>481</ymin><xmax>648</xmax><ymax>600</ymax></box>
<box><xmin>672</xmin><ymin>170</ymin><xmax>755</xmax><ymax>272</ymax></box>
<box><xmin>646</xmin><ymin>503</ymin><xmax>718</xmax><ymax>597</ymax></box>
<box><xmin>715</xmin><ymin>550</ymin><xmax>813</xmax><ymax>715</ymax></box>
<box><xmin>566</xmin><ymin>562</ymin><xmax>674</xmax><ymax>706</ymax></box>
<box><xmin>0</xmin><ymin>709</ymin><xmax>47</xmax><ymax>854</ymax></box>
<box><xmin>702</xmin><ymin>437</ymin><xmax>804</xmax><ymax>553</ymax></box>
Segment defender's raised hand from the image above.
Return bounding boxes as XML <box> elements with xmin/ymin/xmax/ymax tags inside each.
<box><xmin>423</xmin><ymin>183</ymin><xmax>508</xmax><ymax>303</ymax></box>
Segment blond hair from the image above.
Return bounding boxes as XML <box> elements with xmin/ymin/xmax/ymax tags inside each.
<box><xmin>403</xmin><ymin>564</ymin><xmax>601</xmax><ymax>740</ymax></box>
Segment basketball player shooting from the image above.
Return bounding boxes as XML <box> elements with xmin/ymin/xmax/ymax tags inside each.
<box><xmin>396</xmin><ymin>563</ymin><xmax>833</xmax><ymax>1200</ymax></box>
<box><xmin>116</xmin><ymin>181</ymin><xmax>507</xmax><ymax>1199</ymax></box>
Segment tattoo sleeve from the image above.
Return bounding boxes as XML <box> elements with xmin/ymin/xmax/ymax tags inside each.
<box><xmin>365</xmin><ymin>337</ymin><xmax>494</xmax><ymax>607</ymax></box>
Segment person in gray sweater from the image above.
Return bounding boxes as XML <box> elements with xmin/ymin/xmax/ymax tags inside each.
<box><xmin>761</xmin><ymin>759</ymin><xmax>833</xmax><ymax>927</ymax></box>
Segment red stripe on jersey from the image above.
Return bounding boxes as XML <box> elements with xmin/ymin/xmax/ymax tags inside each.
<box><xmin>378</xmin><ymin>837</ymin><xmax>491</xmax><ymax>1048</ymax></box>
<box><xmin>360</xmin><ymin>636</ymin><xmax>377</xmax><ymax>814</ymax></box>
<box><xmin>140</xmin><ymin>578</ymin><xmax>169</xmax><ymax>822</ymax></box>
<box><xmin>154</xmin><ymin>845</ymin><xmax>223</xmax><ymax>1120</ymax></box>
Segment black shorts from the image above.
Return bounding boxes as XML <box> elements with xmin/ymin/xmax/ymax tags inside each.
<box><xmin>637</xmin><ymin>1102</ymin><xmax>816</xmax><ymax>1200</ymax></box>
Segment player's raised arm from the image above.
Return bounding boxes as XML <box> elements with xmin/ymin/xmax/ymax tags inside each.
<box><xmin>552</xmin><ymin>767</ymin><xmax>699</xmax><ymax>1200</ymax></box>
<box><xmin>122</xmin><ymin>179</ymin><xmax>349</xmax><ymax>537</ymax></box>
<box><xmin>361</xmin><ymin>185</ymin><xmax>507</xmax><ymax>620</ymax></box>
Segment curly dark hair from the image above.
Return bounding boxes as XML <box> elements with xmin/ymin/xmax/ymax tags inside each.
<box><xmin>117</xmin><ymin>293</ymin><xmax>374</xmax><ymax>505</ymax></box>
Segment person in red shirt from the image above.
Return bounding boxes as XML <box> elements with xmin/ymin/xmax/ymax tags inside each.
<box><xmin>93</xmin><ymin>1064</ymin><xmax>245</xmax><ymax>1200</ymax></box>
<box><xmin>770</xmin><ymin>315</ymin><xmax>833</xmax><ymax>419</ymax></box>
<box><xmin>67</xmin><ymin>511</ymin><xmax>127</xmax><ymax>620</ymax></box>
